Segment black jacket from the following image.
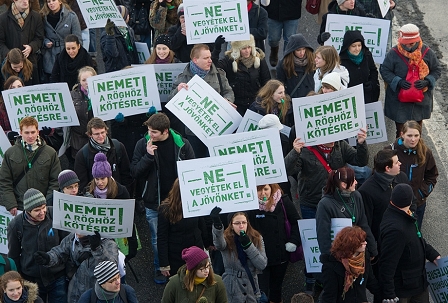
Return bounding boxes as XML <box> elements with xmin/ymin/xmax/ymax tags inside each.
<box><xmin>248</xmin><ymin>3</ymin><xmax>268</xmax><ymax>51</ymax></box>
<box><xmin>100</xmin><ymin>25</ymin><xmax>139</xmax><ymax>72</ymax></box>
<box><xmin>262</xmin><ymin>0</ymin><xmax>302</xmax><ymax>21</ymax></box>
<box><xmin>249</xmin><ymin>97</ymin><xmax>294</xmax><ymax>127</ymax></box>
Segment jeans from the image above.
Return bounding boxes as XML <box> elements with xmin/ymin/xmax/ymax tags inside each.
<box><xmin>145</xmin><ymin>207</ymin><xmax>159</xmax><ymax>270</ymax></box>
<box><xmin>89</xmin><ymin>28</ymin><xmax>96</xmax><ymax>52</ymax></box>
<box><xmin>300</xmin><ymin>205</ymin><xmax>317</xmax><ymax>220</ymax></box>
<box><xmin>81</xmin><ymin>28</ymin><xmax>89</xmax><ymax>51</ymax></box>
<box><xmin>38</xmin><ymin>276</ymin><xmax>67</xmax><ymax>303</ymax></box>
<box><xmin>267</xmin><ymin>18</ymin><xmax>299</xmax><ymax>48</ymax></box>
<box><xmin>416</xmin><ymin>203</ymin><xmax>426</xmax><ymax>230</ymax></box>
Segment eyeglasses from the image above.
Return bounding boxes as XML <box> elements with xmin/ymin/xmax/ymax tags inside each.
<box><xmin>199</xmin><ymin>264</ymin><xmax>211</xmax><ymax>272</ymax></box>
<box><xmin>106</xmin><ymin>274</ymin><xmax>120</xmax><ymax>284</ymax></box>
<box><xmin>232</xmin><ymin>221</ymin><xmax>247</xmax><ymax>226</ymax></box>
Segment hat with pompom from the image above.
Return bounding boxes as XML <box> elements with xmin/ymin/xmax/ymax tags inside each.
<box><xmin>92</xmin><ymin>153</ymin><xmax>112</xmax><ymax>178</ymax></box>
<box><xmin>398</xmin><ymin>24</ymin><xmax>421</xmax><ymax>44</ymax></box>
<box><xmin>229</xmin><ymin>35</ymin><xmax>259</xmax><ymax>73</ymax></box>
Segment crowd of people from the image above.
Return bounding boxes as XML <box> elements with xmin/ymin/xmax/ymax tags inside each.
<box><xmin>0</xmin><ymin>0</ymin><xmax>443</xmax><ymax>302</ymax></box>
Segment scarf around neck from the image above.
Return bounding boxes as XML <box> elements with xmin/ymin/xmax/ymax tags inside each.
<box><xmin>293</xmin><ymin>55</ymin><xmax>308</xmax><ymax>67</ymax></box>
<box><xmin>11</xmin><ymin>2</ymin><xmax>29</xmax><ymax>28</ymax></box>
<box><xmin>190</xmin><ymin>60</ymin><xmax>209</xmax><ymax>78</ymax></box>
<box><xmin>95</xmin><ymin>281</ymin><xmax>118</xmax><ymax>301</ymax></box>
<box><xmin>240</xmin><ymin>55</ymin><xmax>255</xmax><ymax>69</ymax></box>
<box><xmin>317</xmin><ymin>144</ymin><xmax>333</xmax><ymax>159</ymax></box>
<box><xmin>397</xmin><ymin>41</ymin><xmax>429</xmax><ymax>90</ymax></box>
<box><xmin>258</xmin><ymin>188</ymin><xmax>281</xmax><ymax>212</ymax></box>
<box><xmin>80</xmin><ymin>85</ymin><xmax>92</xmax><ymax>111</ymax></box>
<box><xmin>347</xmin><ymin>50</ymin><xmax>364</xmax><ymax>65</ymax></box>
<box><xmin>94</xmin><ymin>186</ymin><xmax>108</xmax><ymax>199</ymax></box>
<box><xmin>3</xmin><ymin>287</ymin><xmax>28</xmax><ymax>303</ymax></box>
<box><xmin>341</xmin><ymin>251</ymin><xmax>365</xmax><ymax>299</ymax></box>
<box><xmin>22</xmin><ymin>136</ymin><xmax>42</xmax><ymax>151</ymax></box>
<box><xmin>89</xmin><ymin>137</ymin><xmax>110</xmax><ymax>153</ymax></box>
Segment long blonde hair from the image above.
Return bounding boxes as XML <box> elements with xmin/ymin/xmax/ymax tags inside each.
<box><xmin>40</xmin><ymin>0</ymin><xmax>71</xmax><ymax>16</ymax></box>
<box><xmin>315</xmin><ymin>46</ymin><xmax>341</xmax><ymax>79</ymax></box>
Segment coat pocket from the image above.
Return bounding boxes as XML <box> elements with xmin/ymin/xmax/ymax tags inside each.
<box><xmin>401</xmin><ymin>267</ymin><xmax>423</xmax><ymax>289</ymax></box>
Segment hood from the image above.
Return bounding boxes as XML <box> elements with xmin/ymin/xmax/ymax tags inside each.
<box><xmin>340</xmin><ymin>30</ymin><xmax>367</xmax><ymax>55</ymax></box>
<box><xmin>283</xmin><ymin>34</ymin><xmax>314</xmax><ymax>56</ymax></box>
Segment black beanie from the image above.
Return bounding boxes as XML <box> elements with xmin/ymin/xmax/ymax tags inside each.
<box><xmin>391</xmin><ymin>184</ymin><xmax>414</xmax><ymax>208</ymax></box>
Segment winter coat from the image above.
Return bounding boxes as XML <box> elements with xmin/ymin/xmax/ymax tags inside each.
<box><xmin>212</xmin><ymin>226</ymin><xmax>267</xmax><ymax>303</ymax></box>
<box><xmin>339</xmin><ymin>30</ymin><xmax>380</xmax><ymax>104</ymax></box>
<box><xmin>318</xmin><ymin>0</ymin><xmax>366</xmax><ymax>45</ymax></box>
<box><xmin>161</xmin><ymin>265</ymin><xmax>228</xmax><ymax>303</ymax></box>
<box><xmin>158</xmin><ymin>204</ymin><xmax>208</xmax><ymax>275</ymax></box>
<box><xmin>248</xmin><ymin>3</ymin><xmax>268</xmax><ymax>51</ymax></box>
<box><xmin>7</xmin><ymin>207</ymin><xmax>68</xmax><ymax>286</ymax></box>
<box><xmin>358</xmin><ymin>171</ymin><xmax>410</xmax><ymax>241</ymax></box>
<box><xmin>357</xmin><ymin>0</ymin><xmax>394</xmax><ymax>20</ymax></box>
<box><xmin>316</xmin><ymin>191</ymin><xmax>378</xmax><ymax>257</ymax></box>
<box><xmin>379</xmin><ymin>204</ymin><xmax>439</xmax><ymax>299</ymax></box>
<box><xmin>77</xmin><ymin>284</ymin><xmax>139</xmax><ymax>303</ymax></box>
<box><xmin>0</xmin><ymin>138</ymin><xmax>60</xmax><ymax>211</ymax></box>
<box><xmin>130</xmin><ymin>129</ymin><xmax>195</xmax><ymax>210</ymax></box>
<box><xmin>380</xmin><ymin>44</ymin><xmax>441</xmax><ymax>123</ymax></box>
<box><xmin>212</xmin><ymin>49</ymin><xmax>270</xmax><ymax>107</ymax></box>
<box><xmin>276</xmin><ymin>34</ymin><xmax>315</xmax><ymax>98</ymax></box>
<box><xmin>167</xmin><ymin>24</ymin><xmax>214</xmax><ymax>63</ymax></box>
<box><xmin>149</xmin><ymin>0</ymin><xmax>179</xmax><ymax>41</ymax></box>
<box><xmin>46</xmin><ymin>234</ymin><xmax>119</xmax><ymax>303</ymax></box>
<box><xmin>42</xmin><ymin>6</ymin><xmax>82</xmax><ymax>74</ymax></box>
<box><xmin>249</xmin><ymin>97</ymin><xmax>294</xmax><ymax>127</ymax></box>
<box><xmin>70</xmin><ymin>84</ymin><xmax>93</xmax><ymax>159</ymax></box>
<box><xmin>262</xmin><ymin>0</ymin><xmax>302</xmax><ymax>21</ymax></box>
<box><xmin>284</xmin><ymin>140</ymin><xmax>368</xmax><ymax>209</ymax></box>
<box><xmin>50</xmin><ymin>47</ymin><xmax>93</xmax><ymax>90</ymax></box>
<box><xmin>314</xmin><ymin>64</ymin><xmax>350</xmax><ymax>92</ymax></box>
<box><xmin>100</xmin><ymin>25</ymin><xmax>139</xmax><ymax>72</ymax></box>
<box><xmin>385</xmin><ymin>139</ymin><xmax>438</xmax><ymax>207</ymax></box>
<box><xmin>0</xmin><ymin>8</ymin><xmax>44</xmax><ymax>64</ymax></box>
<box><xmin>0</xmin><ymin>281</ymin><xmax>44</xmax><ymax>303</ymax></box>
<box><xmin>248</xmin><ymin>195</ymin><xmax>301</xmax><ymax>266</ymax></box>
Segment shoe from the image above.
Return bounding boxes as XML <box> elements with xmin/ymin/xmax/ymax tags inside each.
<box><xmin>269</xmin><ymin>46</ymin><xmax>279</xmax><ymax>67</ymax></box>
<box><xmin>154</xmin><ymin>270</ymin><xmax>167</xmax><ymax>284</ymax></box>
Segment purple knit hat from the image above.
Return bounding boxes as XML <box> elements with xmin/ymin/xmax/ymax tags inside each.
<box><xmin>92</xmin><ymin>153</ymin><xmax>112</xmax><ymax>178</ymax></box>
<box><xmin>182</xmin><ymin>246</ymin><xmax>209</xmax><ymax>271</ymax></box>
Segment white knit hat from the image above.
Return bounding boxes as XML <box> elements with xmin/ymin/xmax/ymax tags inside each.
<box><xmin>322</xmin><ymin>72</ymin><xmax>342</xmax><ymax>91</ymax></box>
<box><xmin>258</xmin><ymin>114</ymin><xmax>283</xmax><ymax>130</ymax></box>
<box><xmin>229</xmin><ymin>35</ymin><xmax>260</xmax><ymax>73</ymax></box>
<box><xmin>337</xmin><ymin>0</ymin><xmax>346</xmax><ymax>5</ymax></box>
<box><xmin>398</xmin><ymin>24</ymin><xmax>421</xmax><ymax>44</ymax></box>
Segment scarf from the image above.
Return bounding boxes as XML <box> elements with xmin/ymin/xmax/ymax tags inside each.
<box><xmin>80</xmin><ymin>85</ymin><xmax>92</xmax><ymax>111</ymax></box>
<box><xmin>95</xmin><ymin>281</ymin><xmax>119</xmax><ymax>301</ymax></box>
<box><xmin>185</xmin><ymin>270</ymin><xmax>207</xmax><ymax>285</ymax></box>
<box><xmin>24</xmin><ymin>211</ymin><xmax>42</xmax><ymax>225</ymax></box>
<box><xmin>190</xmin><ymin>60</ymin><xmax>209</xmax><ymax>78</ymax></box>
<box><xmin>247</xmin><ymin>1</ymin><xmax>253</xmax><ymax>11</ymax></box>
<box><xmin>89</xmin><ymin>136</ymin><xmax>111</xmax><ymax>153</ymax></box>
<box><xmin>317</xmin><ymin>144</ymin><xmax>333</xmax><ymax>159</ymax></box>
<box><xmin>3</xmin><ymin>287</ymin><xmax>28</xmax><ymax>303</ymax></box>
<box><xmin>58</xmin><ymin>47</ymin><xmax>91</xmax><ymax>87</ymax></box>
<box><xmin>341</xmin><ymin>251</ymin><xmax>365</xmax><ymax>299</ymax></box>
<box><xmin>156</xmin><ymin>56</ymin><xmax>171</xmax><ymax>64</ymax></box>
<box><xmin>347</xmin><ymin>50</ymin><xmax>364</xmax><ymax>65</ymax></box>
<box><xmin>118</xmin><ymin>26</ymin><xmax>134</xmax><ymax>52</ymax></box>
<box><xmin>94</xmin><ymin>186</ymin><xmax>108</xmax><ymax>199</ymax></box>
<box><xmin>22</xmin><ymin>136</ymin><xmax>42</xmax><ymax>151</ymax></box>
<box><xmin>234</xmin><ymin>233</ymin><xmax>247</xmax><ymax>266</ymax></box>
<box><xmin>293</xmin><ymin>55</ymin><xmax>308</xmax><ymax>67</ymax></box>
<box><xmin>11</xmin><ymin>2</ymin><xmax>28</xmax><ymax>28</ymax></box>
<box><xmin>397</xmin><ymin>41</ymin><xmax>429</xmax><ymax>92</ymax></box>
<box><xmin>258</xmin><ymin>188</ymin><xmax>281</xmax><ymax>212</ymax></box>
<box><xmin>240</xmin><ymin>55</ymin><xmax>255</xmax><ymax>69</ymax></box>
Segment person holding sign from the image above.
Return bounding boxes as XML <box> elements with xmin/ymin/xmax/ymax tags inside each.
<box><xmin>313</xmin><ymin>45</ymin><xmax>349</xmax><ymax>92</ymax></box>
<box><xmin>0</xmin><ymin>48</ymin><xmax>39</xmax><ymax>89</ymax></box>
<box><xmin>0</xmin><ymin>271</ymin><xmax>44</xmax><ymax>303</ymax></box>
<box><xmin>0</xmin><ymin>76</ymin><xmax>24</xmax><ymax>141</ymax></box>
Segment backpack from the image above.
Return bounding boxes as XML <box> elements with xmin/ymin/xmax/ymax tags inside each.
<box><xmin>81</xmin><ymin>139</ymin><xmax>122</xmax><ymax>173</ymax></box>
<box><xmin>90</xmin><ymin>286</ymin><xmax>128</xmax><ymax>303</ymax></box>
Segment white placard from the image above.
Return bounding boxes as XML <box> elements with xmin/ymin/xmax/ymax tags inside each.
<box><xmin>298</xmin><ymin>218</ymin><xmax>352</xmax><ymax>273</ymax></box>
<box><xmin>76</xmin><ymin>0</ymin><xmax>126</xmax><ymax>29</ymax></box>
<box><xmin>236</xmin><ymin>109</ymin><xmax>291</xmax><ymax>137</ymax></box>
<box><xmin>292</xmin><ymin>85</ymin><xmax>366</xmax><ymax>146</ymax></box>
<box><xmin>135</xmin><ymin>42</ymin><xmax>151</xmax><ymax>64</ymax></box>
<box><xmin>184</xmin><ymin>0</ymin><xmax>250</xmax><ymax>44</ymax></box>
<box><xmin>426</xmin><ymin>256</ymin><xmax>448</xmax><ymax>303</ymax></box>
<box><xmin>154</xmin><ymin>63</ymin><xmax>188</xmax><ymax>103</ymax></box>
<box><xmin>177</xmin><ymin>153</ymin><xmax>258</xmax><ymax>218</ymax></box>
<box><xmin>165</xmin><ymin>75</ymin><xmax>242</xmax><ymax>144</ymax></box>
<box><xmin>348</xmin><ymin>101</ymin><xmax>387</xmax><ymax>145</ymax></box>
<box><xmin>0</xmin><ymin>206</ymin><xmax>14</xmax><ymax>254</ymax></box>
<box><xmin>325</xmin><ymin>15</ymin><xmax>391</xmax><ymax>64</ymax></box>
<box><xmin>52</xmin><ymin>191</ymin><xmax>135</xmax><ymax>237</ymax></box>
<box><xmin>0</xmin><ymin>126</ymin><xmax>12</xmax><ymax>167</ymax></box>
<box><xmin>377</xmin><ymin>0</ymin><xmax>391</xmax><ymax>18</ymax></box>
<box><xmin>207</xmin><ymin>128</ymin><xmax>287</xmax><ymax>185</ymax></box>
<box><xmin>2</xmin><ymin>83</ymin><xmax>80</xmax><ymax>131</ymax></box>
<box><xmin>88</xmin><ymin>65</ymin><xmax>161</xmax><ymax>121</ymax></box>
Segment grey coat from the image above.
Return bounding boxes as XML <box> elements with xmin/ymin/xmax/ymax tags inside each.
<box><xmin>380</xmin><ymin>44</ymin><xmax>441</xmax><ymax>123</ymax></box>
<box><xmin>42</xmin><ymin>6</ymin><xmax>81</xmax><ymax>74</ymax></box>
<box><xmin>46</xmin><ymin>234</ymin><xmax>118</xmax><ymax>303</ymax></box>
<box><xmin>212</xmin><ymin>227</ymin><xmax>267</xmax><ymax>303</ymax></box>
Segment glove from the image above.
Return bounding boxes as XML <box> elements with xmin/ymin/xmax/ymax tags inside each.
<box><xmin>210</xmin><ymin>206</ymin><xmax>222</xmax><ymax>229</ymax></box>
<box><xmin>414</xmin><ymin>79</ymin><xmax>429</xmax><ymax>90</ymax></box>
<box><xmin>363</xmin><ymin>81</ymin><xmax>372</xmax><ymax>91</ymax></box>
<box><xmin>146</xmin><ymin>106</ymin><xmax>157</xmax><ymax>117</ymax></box>
<box><xmin>125</xmin><ymin>227</ymin><xmax>139</xmax><ymax>262</ymax></box>
<box><xmin>320</xmin><ymin>32</ymin><xmax>331</xmax><ymax>43</ymax></box>
<box><xmin>41</xmin><ymin>126</ymin><xmax>52</xmax><ymax>136</ymax></box>
<box><xmin>382</xmin><ymin>298</ymin><xmax>399</xmax><ymax>303</ymax></box>
<box><xmin>115</xmin><ymin>112</ymin><xmax>125</xmax><ymax>123</ymax></box>
<box><xmin>398</xmin><ymin>79</ymin><xmax>411</xmax><ymax>90</ymax></box>
<box><xmin>105</xmin><ymin>19</ymin><xmax>115</xmax><ymax>36</ymax></box>
<box><xmin>88</xmin><ymin>231</ymin><xmax>102</xmax><ymax>251</ymax></box>
<box><xmin>34</xmin><ymin>251</ymin><xmax>50</xmax><ymax>265</ymax></box>
<box><xmin>214</xmin><ymin>35</ymin><xmax>226</xmax><ymax>51</ymax></box>
<box><xmin>285</xmin><ymin>242</ymin><xmax>297</xmax><ymax>252</ymax></box>
<box><xmin>239</xmin><ymin>230</ymin><xmax>252</xmax><ymax>249</ymax></box>
<box><xmin>7</xmin><ymin>131</ymin><xmax>19</xmax><ymax>141</ymax></box>
<box><xmin>77</xmin><ymin>251</ymin><xmax>92</xmax><ymax>263</ymax></box>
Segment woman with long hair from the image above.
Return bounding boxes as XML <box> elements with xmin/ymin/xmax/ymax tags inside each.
<box><xmin>249</xmin><ymin>79</ymin><xmax>293</xmax><ymax>127</ymax></box>
<box><xmin>385</xmin><ymin>120</ymin><xmax>438</xmax><ymax>228</ymax></box>
<box><xmin>211</xmin><ymin>209</ymin><xmax>267</xmax><ymax>303</ymax></box>
<box><xmin>0</xmin><ymin>76</ymin><xmax>24</xmax><ymax>140</ymax></box>
<box><xmin>145</xmin><ymin>34</ymin><xmax>178</xmax><ymax>64</ymax></box>
<box><xmin>314</xmin><ymin>45</ymin><xmax>349</xmax><ymax>92</ymax></box>
<box><xmin>0</xmin><ymin>271</ymin><xmax>44</xmax><ymax>303</ymax></box>
<box><xmin>0</xmin><ymin>48</ymin><xmax>39</xmax><ymax>88</ymax></box>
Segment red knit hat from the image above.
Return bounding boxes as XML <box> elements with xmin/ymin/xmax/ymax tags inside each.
<box><xmin>398</xmin><ymin>24</ymin><xmax>421</xmax><ymax>44</ymax></box>
<box><xmin>182</xmin><ymin>246</ymin><xmax>209</xmax><ymax>271</ymax></box>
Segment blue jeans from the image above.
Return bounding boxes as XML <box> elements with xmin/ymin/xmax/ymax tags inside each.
<box><xmin>416</xmin><ymin>203</ymin><xmax>426</xmax><ymax>230</ymax></box>
<box><xmin>300</xmin><ymin>205</ymin><xmax>317</xmax><ymax>220</ymax></box>
<box><xmin>145</xmin><ymin>207</ymin><xmax>159</xmax><ymax>271</ymax></box>
<box><xmin>267</xmin><ymin>18</ymin><xmax>299</xmax><ymax>48</ymax></box>
<box><xmin>38</xmin><ymin>276</ymin><xmax>67</xmax><ymax>303</ymax></box>
<box><xmin>89</xmin><ymin>28</ymin><xmax>96</xmax><ymax>52</ymax></box>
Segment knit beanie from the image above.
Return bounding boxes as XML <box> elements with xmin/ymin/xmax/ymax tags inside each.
<box><xmin>398</xmin><ymin>24</ymin><xmax>421</xmax><ymax>44</ymax></box>
<box><xmin>258</xmin><ymin>114</ymin><xmax>283</xmax><ymax>130</ymax></box>
<box><xmin>94</xmin><ymin>261</ymin><xmax>120</xmax><ymax>285</ymax></box>
<box><xmin>155</xmin><ymin>34</ymin><xmax>172</xmax><ymax>49</ymax></box>
<box><xmin>337</xmin><ymin>0</ymin><xmax>346</xmax><ymax>5</ymax></box>
<box><xmin>117</xmin><ymin>5</ymin><xmax>129</xmax><ymax>21</ymax></box>
<box><xmin>177</xmin><ymin>4</ymin><xmax>184</xmax><ymax>16</ymax></box>
<box><xmin>322</xmin><ymin>72</ymin><xmax>342</xmax><ymax>91</ymax></box>
<box><xmin>58</xmin><ymin>170</ymin><xmax>80</xmax><ymax>190</ymax></box>
<box><xmin>92</xmin><ymin>153</ymin><xmax>112</xmax><ymax>179</ymax></box>
<box><xmin>391</xmin><ymin>183</ymin><xmax>414</xmax><ymax>208</ymax></box>
<box><xmin>182</xmin><ymin>246</ymin><xmax>209</xmax><ymax>271</ymax></box>
<box><xmin>23</xmin><ymin>188</ymin><xmax>46</xmax><ymax>212</ymax></box>
<box><xmin>229</xmin><ymin>35</ymin><xmax>259</xmax><ymax>73</ymax></box>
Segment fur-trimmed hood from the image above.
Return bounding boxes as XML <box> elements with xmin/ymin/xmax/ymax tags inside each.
<box><xmin>0</xmin><ymin>281</ymin><xmax>41</xmax><ymax>303</ymax></box>
<box><xmin>225</xmin><ymin>35</ymin><xmax>266</xmax><ymax>72</ymax></box>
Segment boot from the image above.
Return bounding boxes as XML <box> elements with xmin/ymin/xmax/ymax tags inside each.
<box><xmin>269</xmin><ymin>46</ymin><xmax>279</xmax><ymax>67</ymax></box>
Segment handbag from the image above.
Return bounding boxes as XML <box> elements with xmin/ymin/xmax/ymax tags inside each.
<box><xmin>129</xmin><ymin>3</ymin><xmax>150</xmax><ymax>35</ymax></box>
<box><xmin>392</xmin><ymin>47</ymin><xmax>430</xmax><ymax>103</ymax></box>
<box><xmin>280</xmin><ymin>200</ymin><xmax>304</xmax><ymax>263</ymax></box>
<box><xmin>305</xmin><ymin>0</ymin><xmax>321</xmax><ymax>15</ymax></box>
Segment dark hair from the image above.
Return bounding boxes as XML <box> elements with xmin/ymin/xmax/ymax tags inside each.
<box><xmin>88</xmin><ymin>177</ymin><xmax>118</xmax><ymax>198</ymax></box>
<box><xmin>330</xmin><ymin>226</ymin><xmax>366</xmax><ymax>260</ymax></box>
<box><xmin>143</xmin><ymin>112</ymin><xmax>170</xmax><ymax>132</ymax></box>
<box><xmin>65</xmin><ymin>34</ymin><xmax>81</xmax><ymax>45</ymax></box>
<box><xmin>183</xmin><ymin>258</ymin><xmax>215</xmax><ymax>292</ymax></box>
<box><xmin>86</xmin><ymin>117</ymin><xmax>108</xmax><ymax>136</ymax></box>
<box><xmin>400</xmin><ymin>120</ymin><xmax>427</xmax><ymax>166</ymax></box>
<box><xmin>374</xmin><ymin>149</ymin><xmax>398</xmax><ymax>173</ymax></box>
<box><xmin>223</xmin><ymin>212</ymin><xmax>263</xmax><ymax>255</ymax></box>
<box><xmin>190</xmin><ymin>44</ymin><xmax>210</xmax><ymax>60</ymax></box>
<box><xmin>256</xmin><ymin>183</ymin><xmax>283</xmax><ymax>210</ymax></box>
<box><xmin>4</xmin><ymin>76</ymin><xmax>24</xmax><ymax>90</ymax></box>
<box><xmin>160</xmin><ymin>179</ymin><xmax>183</xmax><ymax>224</ymax></box>
<box><xmin>324</xmin><ymin>166</ymin><xmax>355</xmax><ymax>195</ymax></box>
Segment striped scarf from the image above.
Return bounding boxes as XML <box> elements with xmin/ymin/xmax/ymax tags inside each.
<box><xmin>11</xmin><ymin>2</ymin><xmax>29</xmax><ymax>28</ymax></box>
<box><xmin>341</xmin><ymin>251</ymin><xmax>365</xmax><ymax>299</ymax></box>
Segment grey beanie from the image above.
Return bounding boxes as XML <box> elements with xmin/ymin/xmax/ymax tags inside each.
<box><xmin>23</xmin><ymin>188</ymin><xmax>46</xmax><ymax>212</ymax></box>
<box><xmin>337</xmin><ymin>0</ymin><xmax>346</xmax><ymax>5</ymax></box>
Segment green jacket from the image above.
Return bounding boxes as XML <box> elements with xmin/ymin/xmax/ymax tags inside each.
<box><xmin>0</xmin><ymin>254</ymin><xmax>16</xmax><ymax>275</ymax></box>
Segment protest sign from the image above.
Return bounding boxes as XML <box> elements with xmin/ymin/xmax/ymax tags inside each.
<box><xmin>154</xmin><ymin>63</ymin><xmax>188</xmax><ymax>103</ymax></box>
<box><xmin>88</xmin><ymin>65</ymin><xmax>161</xmax><ymax>121</ymax></box>
<box><xmin>236</xmin><ymin>109</ymin><xmax>291</xmax><ymax>137</ymax></box>
<box><xmin>207</xmin><ymin>128</ymin><xmax>287</xmax><ymax>185</ymax></box>
<box><xmin>325</xmin><ymin>14</ymin><xmax>390</xmax><ymax>63</ymax></box>
<box><xmin>165</xmin><ymin>75</ymin><xmax>242</xmax><ymax>143</ymax></box>
<box><xmin>2</xmin><ymin>83</ymin><xmax>80</xmax><ymax>131</ymax></box>
<box><xmin>183</xmin><ymin>0</ymin><xmax>250</xmax><ymax>44</ymax></box>
<box><xmin>52</xmin><ymin>191</ymin><xmax>135</xmax><ymax>237</ymax></box>
<box><xmin>348</xmin><ymin>101</ymin><xmax>387</xmax><ymax>145</ymax></box>
<box><xmin>377</xmin><ymin>0</ymin><xmax>391</xmax><ymax>18</ymax></box>
<box><xmin>0</xmin><ymin>126</ymin><xmax>11</xmax><ymax>167</ymax></box>
<box><xmin>426</xmin><ymin>256</ymin><xmax>448</xmax><ymax>303</ymax></box>
<box><xmin>292</xmin><ymin>85</ymin><xmax>366</xmax><ymax>146</ymax></box>
<box><xmin>177</xmin><ymin>153</ymin><xmax>258</xmax><ymax>218</ymax></box>
<box><xmin>135</xmin><ymin>42</ymin><xmax>151</xmax><ymax>64</ymax></box>
<box><xmin>298</xmin><ymin>218</ymin><xmax>352</xmax><ymax>273</ymax></box>
<box><xmin>0</xmin><ymin>206</ymin><xmax>14</xmax><ymax>254</ymax></box>
<box><xmin>76</xmin><ymin>0</ymin><xmax>126</xmax><ymax>28</ymax></box>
